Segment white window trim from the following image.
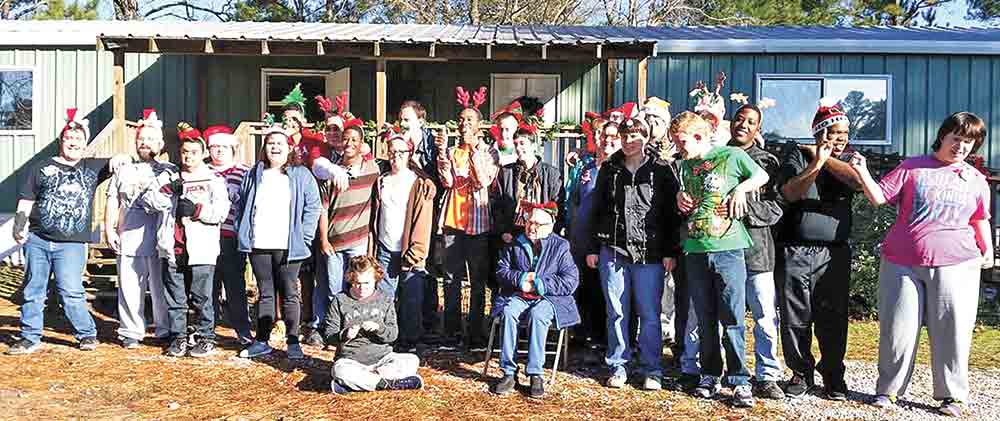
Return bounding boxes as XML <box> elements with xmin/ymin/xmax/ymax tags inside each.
<box><xmin>755</xmin><ymin>73</ymin><xmax>894</xmax><ymax>146</ymax></box>
<box><xmin>260</xmin><ymin>68</ymin><xmax>340</xmax><ymax>117</ymax></box>
<box><xmin>489</xmin><ymin>73</ymin><xmax>561</xmax><ymax>122</ymax></box>
<box><xmin>0</xmin><ymin>65</ymin><xmax>37</xmax><ymax>135</ymax></box>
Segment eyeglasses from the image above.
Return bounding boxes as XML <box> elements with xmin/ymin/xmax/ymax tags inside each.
<box><xmin>525</xmin><ymin>220</ymin><xmax>553</xmax><ymax>228</ymax></box>
<box><xmin>390</xmin><ymin>150</ymin><xmax>411</xmax><ymax>157</ymax></box>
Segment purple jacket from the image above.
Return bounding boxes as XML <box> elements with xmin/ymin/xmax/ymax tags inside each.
<box><xmin>493</xmin><ymin>233</ymin><xmax>580</xmax><ymax>329</ymax></box>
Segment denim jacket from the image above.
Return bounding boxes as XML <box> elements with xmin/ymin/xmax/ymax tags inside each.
<box><xmin>235</xmin><ymin>163</ymin><xmax>321</xmax><ymax>261</ymax></box>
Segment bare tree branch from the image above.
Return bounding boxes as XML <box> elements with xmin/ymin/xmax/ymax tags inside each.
<box><xmin>145</xmin><ymin>1</ymin><xmax>230</xmax><ymax>20</ymax></box>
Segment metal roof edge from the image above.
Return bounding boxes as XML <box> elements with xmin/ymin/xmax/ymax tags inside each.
<box><xmin>654</xmin><ymin>39</ymin><xmax>1000</xmax><ymax>55</ymax></box>
<box><xmin>0</xmin><ymin>33</ymin><xmax>98</xmax><ymax>47</ymax></box>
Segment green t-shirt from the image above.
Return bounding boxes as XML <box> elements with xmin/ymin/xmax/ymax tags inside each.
<box><xmin>680</xmin><ymin>146</ymin><xmax>764</xmax><ymax>253</ymax></box>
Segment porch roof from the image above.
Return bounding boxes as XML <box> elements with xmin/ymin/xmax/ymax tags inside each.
<box><xmin>0</xmin><ymin>21</ymin><xmax>652</xmax><ymax>60</ymax></box>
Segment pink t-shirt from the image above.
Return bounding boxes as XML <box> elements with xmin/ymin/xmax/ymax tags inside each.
<box><xmin>879</xmin><ymin>155</ymin><xmax>990</xmax><ymax>267</ymax></box>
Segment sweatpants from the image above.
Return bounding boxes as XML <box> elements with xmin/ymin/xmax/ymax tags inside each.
<box><xmin>777</xmin><ymin>244</ymin><xmax>850</xmax><ymax>384</ymax></box>
<box><xmin>116</xmin><ymin>255</ymin><xmax>169</xmax><ymax>340</ymax></box>
<box><xmin>249</xmin><ymin>249</ymin><xmax>303</xmax><ymax>344</ymax></box>
<box><xmin>876</xmin><ymin>258</ymin><xmax>981</xmax><ymax>402</ymax></box>
<box><xmin>333</xmin><ymin>353</ymin><xmax>420</xmax><ymax>392</ymax></box>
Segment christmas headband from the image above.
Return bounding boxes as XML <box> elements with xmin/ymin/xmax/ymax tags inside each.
<box><xmin>61</xmin><ymin>108</ymin><xmax>90</xmax><ymax>140</ymax></box>
<box><xmin>456</xmin><ymin>86</ymin><xmax>487</xmax><ymax>110</ymax></box>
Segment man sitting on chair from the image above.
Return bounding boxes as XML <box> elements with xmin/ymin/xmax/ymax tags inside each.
<box><xmin>492</xmin><ymin>202</ymin><xmax>580</xmax><ymax>398</ymax></box>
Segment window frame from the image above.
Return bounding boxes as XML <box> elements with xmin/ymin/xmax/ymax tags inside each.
<box><xmin>259</xmin><ymin>68</ymin><xmax>345</xmax><ymax>118</ymax></box>
<box><xmin>0</xmin><ymin>65</ymin><xmax>38</xmax><ymax>135</ymax></box>
<box><xmin>489</xmin><ymin>73</ymin><xmax>561</xmax><ymax>124</ymax></box>
<box><xmin>754</xmin><ymin>73</ymin><xmax>894</xmax><ymax>146</ymax></box>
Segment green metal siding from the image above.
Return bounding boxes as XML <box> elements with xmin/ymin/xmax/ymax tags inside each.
<box><xmin>0</xmin><ymin>48</ymin><xmax>197</xmax><ymax>212</ymax></box>
<box><xmin>615</xmin><ymin>54</ymin><xmax>1000</xmax><ymax>165</ymax></box>
<box><xmin>198</xmin><ymin>56</ymin><xmax>373</xmax><ymax>126</ymax></box>
<box><xmin>385</xmin><ymin>60</ymin><xmax>604</xmax><ymax>123</ymax></box>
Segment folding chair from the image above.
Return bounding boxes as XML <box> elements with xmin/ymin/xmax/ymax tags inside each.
<box><xmin>480</xmin><ymin>316</ymin><xmax>569</xmax><ymax>385</ymax></box>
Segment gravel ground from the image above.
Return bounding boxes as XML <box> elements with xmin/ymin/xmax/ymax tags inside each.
<box><xmin>779</xmin><ymin>360</ymin><xmax>1000</xmax><ymax>420</ymax></box>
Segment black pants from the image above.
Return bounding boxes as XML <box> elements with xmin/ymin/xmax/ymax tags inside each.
<box><xmin>213</xmin><ymin>236</ymin><xmax>251</xmax><ymax>340</ymax></box>
<box><xmin>163</xmin><ymin>255</ymin><xmax>215</xmax><ymax>342</ymax></box>
<box><xmin>442</xmin><ymin>228</ymin><xmax>490</xmax><ymax>345</ymax></box>
<box><xmin>423</xmin><ymin>234</ymin><xmax>443</xmax><ymax>335</ymax></box>
<box><xmin>249</xmin><ymin>249</ymin><xmax>304</xmax><ymax>344</ymax></box>
<box><xmin>573</xmin><ymin>255</ymin><xmax>607</xmax><ymax>345</ymax></box>
<box><xmin>671</xmin><ymin>256</ymin><xmax>689</xmax><ymax>359</ymax></box>
<box><xmin>776</xmin><ymin>244</ymin><xmax>851</xmax><ymax>383</ymax></box>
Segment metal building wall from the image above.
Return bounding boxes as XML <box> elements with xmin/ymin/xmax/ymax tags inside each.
<box><xmin>614</xmin><ymin>54</ymin><xmax>1000</xmax><ymax>165</ymax></box>
<box><xmin>0</xmin><ymin>48</ymin><xmax>197</xmax><ymax>212</ymax></box>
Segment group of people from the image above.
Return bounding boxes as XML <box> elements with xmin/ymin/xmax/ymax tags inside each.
<box><xmin>7</xmin><ymin>80</ymin><xmax>993</xmax><ymax>416</ymax></box>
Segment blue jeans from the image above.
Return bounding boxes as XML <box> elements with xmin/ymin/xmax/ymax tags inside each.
<box><xmin>598</xmin><ymin>246</ymin><xmax>664</xmax><ymax>377</ymax></box>
<box><xmin>499</xmin><ymin>296</ymin><xmax>555</xmax><ymax>376</ymax></box>
<box><xmin>746</xmin><ymin>271</ymin><xmax>783</xmax><ymax>381</ymax></box>
<box><xmin>375</xmin><ymin>242</ymin><xmax>426</xmax><ymax>345</ymax></box>
<box><xmin>163</xmin><ymin>257</ymin><xmax>215</xmax><ymax>341</ymax></box>
<box><xmin>19</xmin><ymin>233</ymin><xmax>96</xmax><ymax>344</ymax></box>
<box><xmin>686</xmin><ymin>249</ymin><xmax>750</xmax><ymax>386</ymax></box>
<box><xmin>310</xmin><ymin>244</ymin><xmax>367</xmax><ymax>329</ymax></box>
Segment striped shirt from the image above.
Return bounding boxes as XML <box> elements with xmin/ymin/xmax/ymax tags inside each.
<box><xmin>438</xmin><ymin>142</ymin><xmax>499</xmax><ymax>235</ymax></box>
<box><xmin>209</xmin><ymin>163</ymin><xmax>250</xmax><ymax>238</ymax></box>
<box><xmin>327</xmin><ymin>159</ymin><xmax>379</xmax><ymax>251</ymax></box>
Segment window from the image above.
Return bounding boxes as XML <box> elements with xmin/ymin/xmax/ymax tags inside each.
<box><xmin>0</xmin><ymin>67</ymin><xmax>34</xmax><ymax>132</ymax></box>
<box><xmin>260</xmin><ymin>68</ymin><xmax>350</xmax><ymax>121</ymax></box>
<box><xmin>490</xmin><ymin>74</ymin><xmax>560</xmax><ymax>125</ymax></box>
<box><xmin>756</xmin><ymin>74</ymin><xmax>893</xmax><ymax>145</ymax></box>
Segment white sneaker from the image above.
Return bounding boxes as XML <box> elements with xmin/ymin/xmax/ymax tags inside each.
<box><xmin>239</xmin><ymin>341</ymin><xmax>273</xmax><ymax>358</ymax></box>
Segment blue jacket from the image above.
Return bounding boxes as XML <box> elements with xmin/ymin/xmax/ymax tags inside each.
<box><xmin>493</xmin><ymin>233</ymin><xmax>580</xmax><ymax>329</ymax></box>
<box><xmin>236</xmin><ymin>162</ymin><xmax>321</xmax><ymax>261</ymax></box>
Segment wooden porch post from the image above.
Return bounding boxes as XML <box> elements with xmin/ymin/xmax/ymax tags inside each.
<box><xmin>637</xmin><ymin>56</ymin><xmax>648</xmax><ymax>105</ymax></box>
<box><xmin>113</xmin><ymin>49</ymin><xmax>126</xmax><ymax>146</ymax></box>
<box><xmin>375</xmin><ymin>59</ymin><xmax>387</xmax><ymax>159</ymax></box>
<box><xmin>605</xmin><ymin>60</ymin><xmax>617</xmax><ymax>110</ymax></box>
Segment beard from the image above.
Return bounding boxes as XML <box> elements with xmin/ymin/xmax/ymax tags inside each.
<box><xmin>137</xmin><ymin>147</ymin><xmax>158</xmax><ymax>161</ymax></box>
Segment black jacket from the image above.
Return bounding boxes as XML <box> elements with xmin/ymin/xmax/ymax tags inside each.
<box><xmin>588</xmin><ymin>151</ymin><xmax>682</xmax><ymax>264</ymax></box>
<box><xmin>492</xmin><ymin>160</ymin><xmax>564</xmax><ymax>236</ymax></box>
<box><xmin>741</xmin><ymin>144</ymin><xmax>783</xmax><ymax>273</ymax></box>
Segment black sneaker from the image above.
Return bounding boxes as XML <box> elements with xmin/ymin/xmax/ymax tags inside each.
<box><xmin>165</xmin><ymin>338</ymin><xmax>188</xmax><ymax>357</ymax></box>
<box><xmin>731</xmin><ymin>385</ymin><xmax>755</xmax><ymax>408</ymax></box>
<box><xmin>783</xmin><ymin>374</ymin><xmax>813</xmax><ymax>398</ymax></box>
<box><xmin>438</xmin><ymin>337</ymin><xmax>463</xmax><ymax>351</ymax></box>
<box><xmin>188</xmin><ymin>340</ymin><xmax>216</xmax><ymax>358</ymax></box>
<box><xmin>302</xmin><ymin>330</ymin><xmax>325</xmax><ymax>347</ymax></box>
<box><xmin>119</xmin><ymin>336</ymin><xmax>140</xmax><ymax>349</ymax></box>
<box><xmin>824</xmin><ymin>378</ymin><xmax>848</xmax><ymax>401</ymax></box>
<box><xmin>691</xmin><ymin>376</ymin><xmax>721</xmax><ymax>399</ymax></box>
<box><xmin>379</xmin><ymin>375</ymin><xmax>424</xmax><ymax>391</ymax></box>
<box><xmin>78</xmin><ymin>337</ymin><xmax>99</xmax><ymax>351</ymax></box>
<box><xmin>493</xmin><ymin>374</ymin><xmax>517</xmax><ymax>395</ymax></box>
<box><xmin>754</xmin><ymin>380</ymin><xmax>786</xmax><ymax>399</ymax></box>
<box><xmin>5</xmin><ymin>338</ymin><xmax>41</xmax><ymax>355</ymax></box>
<box><xmin>670</xmin><ymin>373</ymin><xmax>700</xmax><ymax>392</ymax></box>
<box><xmin>529</xmin><ymin>375</ymin><xmax>545</xmax><ymax>399</ymax></box>
<box><xmin>331</xmin><ymin>379</ymin><xmax>351</xmax><ymax>395</ymax></box>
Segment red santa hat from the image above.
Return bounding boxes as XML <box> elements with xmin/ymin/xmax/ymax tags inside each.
<box><xmin>176</xmin><ymin>122</ymin><xmax>205</xmax><ymax>148</ymax></box>
<box><xmin>204</xmin><ymin>125</ymin><xmax>238</xmax><ymax>148</ymax></box>
<box><xmin>61</xmin><ymin>108</ymin><xmax>90</xmax><ymax>140</ymax></box>
<box><xmin>604</xmin><ymin>102</ymin><xmax>638</xmax><ymax>122</ymax></box>
<box><xmin>811</xmin><ymin>97</ymin><xmax>850</xmax><ymax>136</ymax></box>
<box><xmin>137</xmin><ymin>108</ymin><xmax>163</xmax><ymax>130</ymax></box>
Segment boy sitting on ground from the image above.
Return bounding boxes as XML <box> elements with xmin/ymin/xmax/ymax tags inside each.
<box><xmin>322</xmin><ymin>255</ymin><xmax>423</xmax><ymax>393</ymax></box>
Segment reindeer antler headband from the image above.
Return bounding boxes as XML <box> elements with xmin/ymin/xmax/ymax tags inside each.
<box><xmin>456</xmin><ymin>86</ymin><xmax>488</xmax><ymax>110</ymax></box>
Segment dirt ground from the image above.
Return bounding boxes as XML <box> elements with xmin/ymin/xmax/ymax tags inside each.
<box><xmin>0</xmin><ymin>264</ymin><xmax>795</xmax><ymax>420</ymax></box>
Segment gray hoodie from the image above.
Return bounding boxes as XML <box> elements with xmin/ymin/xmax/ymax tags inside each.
<box><xmin>321</xmin><ymin>289</ymin><xmax>399</xmax><ymax>366</ymax></box>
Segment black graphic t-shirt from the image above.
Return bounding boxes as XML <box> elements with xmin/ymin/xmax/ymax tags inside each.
<box><xmin>19</xmin><ymin>157</ymin><xmax>111</xmax><ymax>243</ymax></box>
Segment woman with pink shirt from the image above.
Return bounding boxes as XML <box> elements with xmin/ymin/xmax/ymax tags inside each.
<box><xmin>850</xmin><ymin>112</ymin><xmax>993</xmax><ymax>417</ymax></box>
